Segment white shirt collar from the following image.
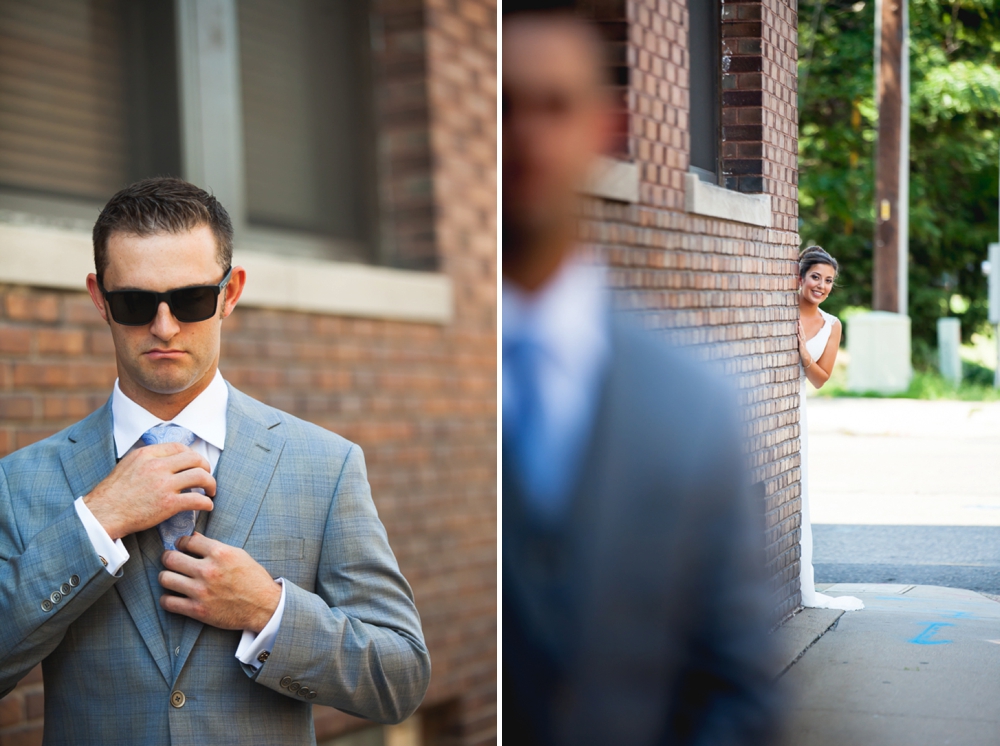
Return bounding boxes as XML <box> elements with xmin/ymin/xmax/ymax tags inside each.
<box><xmin>111</xmin><ymin>369</ymin><xmax>229</xmax><ymax>458</ymax></box>
<box><xmin>502</xmin><ymin>252</ymin><xmax>610</xmax><ymax>373</ymax></box>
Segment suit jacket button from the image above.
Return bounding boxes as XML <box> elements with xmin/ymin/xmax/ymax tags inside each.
<box><xmin>279</xmin><ymin>676</ymin><xmax>292</xmax><ymax>688</ymax></box>
<box><xmin>298</xmin><ymin>687</ymin><xmax>310</xmax><ymax>697</ymax></box>
<box><xmin>288</xmin><ymin>681</ymin><xmax>301</xmax><ymax>693</ymax></box>
<box><xmin>40</xmin><ymin>599</ymin><xmax>53</xmax><ymax>612</ymax></box>
<box><xmin>170</xmin><ymin>690</ymin><xmax>186</xmax><ymax>708</ymax></box>
<box><xmin>69</xmin><ymin>574</ymin><xmax>80</xmax><ymax>587</ymax></box>
<box><xmin>50</xmin><ymin>591</ymin><xmax>62</xmax><ymax>604</ymax></box>
<box><xmin>306</xmin><ymin>691</ymin><xmax>317</xmax><ymax>700</ymax></box>
<box><xmin>59</xmin><ymin>583</ymin><xmax>71</xmax><ymax>595</ymax></box>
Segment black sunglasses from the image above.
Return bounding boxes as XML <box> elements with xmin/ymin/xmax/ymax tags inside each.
<box><xmin>97</xmin><ymin>268</ymin><xmax>233</xmax><ymax>326</ymax></box>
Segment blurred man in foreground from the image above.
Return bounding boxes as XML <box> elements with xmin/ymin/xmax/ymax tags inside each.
<box><xmin>502</xmin><ymin>3</ymin><xmax>780</xmax><ymax>744</ymax></box>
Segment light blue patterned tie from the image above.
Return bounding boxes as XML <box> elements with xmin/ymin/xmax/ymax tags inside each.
<box><xmin>141</xmin><ymin>423</ymin><xmax>198</xmax><ymax>551</ymax></box>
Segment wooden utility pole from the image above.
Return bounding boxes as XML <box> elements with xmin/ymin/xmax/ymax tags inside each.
<box><xmin>874</xmin><ymin>0</ymin><xmax>904</xmax><ymax>313</ymax></box>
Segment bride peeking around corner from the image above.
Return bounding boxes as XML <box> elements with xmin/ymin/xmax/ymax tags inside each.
<box><xmin>795</xmin><ymin>246</ymin><xmax>864</xmax><ymax>611</ymax></box>
<box><xmin>798</xmin><ymin>247</ymin><xmax>841</xmax><ymax>388</ymax></box>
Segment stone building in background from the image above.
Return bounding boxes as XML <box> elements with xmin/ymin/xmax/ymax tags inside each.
<box><xmin>575</xmin><ymin>0</ymin><xmax>803</xmax><ymax>620</ymax></box>
<box><xmin>0</xmin><ymin>1</ymin><xmax>495</xmax><ymax>745</ymax></box>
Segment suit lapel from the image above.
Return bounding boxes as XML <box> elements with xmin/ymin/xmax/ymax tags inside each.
<box><xmin>173</xmin><ymin>386</ymin><xmax>285</xmax><ymax>679</ymax></box>
<box><xmin>58</xmin><ymin>399</ymin><xmax>174</xmax><ymax>685</ymax></box>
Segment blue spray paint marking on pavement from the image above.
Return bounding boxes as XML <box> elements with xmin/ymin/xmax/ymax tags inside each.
<box><xmin>937</xmin><ymin>610</ymin><xmax>973</xmax><ymax>619</ymax></box>
<box><xmin>909</xmin><ymin>622</ymin><xmax>955</xmax><ymax>645</ymax></box>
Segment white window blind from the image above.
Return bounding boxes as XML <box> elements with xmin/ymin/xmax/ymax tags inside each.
<box><xmin>238</xmin><ymin>0</ymin><xmax>377</xmax><ymax>246</ymax></box>
<box><xmin>0</xmin><ymin>0</ymin><xmax>130</xmax><ymax>200</ymax></box>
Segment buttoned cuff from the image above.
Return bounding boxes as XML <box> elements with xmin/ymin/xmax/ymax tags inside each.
<box><xmin>235</xmin><ymin>578</ymin><xmax>285</xmax><ymax>670</ymax></box>
<box><xmin>73</xmin><ymin>497</ymin><xmax>130</xmax><ymax>575</ymax></box>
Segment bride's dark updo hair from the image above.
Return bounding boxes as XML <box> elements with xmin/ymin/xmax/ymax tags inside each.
<box><xmin>799</xmin><ymin>245</ymin><xmax>839</xmax><ymax>279</ymax></box>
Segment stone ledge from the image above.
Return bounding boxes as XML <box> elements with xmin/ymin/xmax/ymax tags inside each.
<box><xmin>580</xmin><ymin>156</ymin><xmax>640</xmax><ymax>203</ymax></box>
<box><xmin>684</xmin><ymin>172</ymin><xmax>771</xmax><ymax>227</ymax></box>
<box><xmin>0</xmin><ymin>222</ymin><xmax>453</xmax><ymax>325</ymax></box>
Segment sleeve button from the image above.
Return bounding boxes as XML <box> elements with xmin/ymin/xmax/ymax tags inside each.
<box><xmin>307</xmin><ymin>691</ymin><xmax>317</xmax><ymax>700</ymax></box>
<box><xmin>298</xmin><ymin>687</ymin><xmax>310</xmax><ymax>697</ymax></box>
<box><xmin>50</xmin><ymin>591</ymin><xmax>62</xmax><ymax>604</ymax></box>
<box><xmin>288</xmin><ymin>681</ymin><xmax>301</xmax><ymax>693</ymax></box>
<box><xmin>41</xmin><ymin>599</ymin><xmax>53</xmax><ymax>612</ymax></box>
<box><xmin>69</xmin><ymin>575</ymin><xmax>80</xmax><ymax>587</ymax></box>
<box><xmin>59</xmin><ymin>583</ymin><xmax>71</xmax><ymax>595</ymax></box>
<box><xmin>279</xmin><ymin>676</ymin><xmax>292</xmax><ymax>688</ymax></box>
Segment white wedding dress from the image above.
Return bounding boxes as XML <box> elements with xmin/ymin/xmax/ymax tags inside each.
<box><xmin>799</xmin><ymin>309</ymin><xmax>864</xmax><ymax>611</ymax></box>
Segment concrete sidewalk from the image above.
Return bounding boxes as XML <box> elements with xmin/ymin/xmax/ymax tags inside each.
<box><xmin>773</xmin><ymin>584</ymin><xmax>1000</xmax><ymax>746</ymax></box>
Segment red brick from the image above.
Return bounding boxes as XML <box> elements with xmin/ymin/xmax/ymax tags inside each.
<box><xmin>0</xmin><ymin>725</ymin><xmax>44</xmax><ymax>746</ymax></box>
<box><xmin>3</xmin><ymin>294</ymin><xmax>59</xmax><ymax>324</ymax></box>
<box><xmin>62</xmin><ymin>296</ymin><xmax>105</xmax><ymax>327</ymax></box>
<box><xmin>0</xmin><ymin>694</ymin><xmax>22</xmax><ymax>728</ymax></box>
<box><xmin>36</xmin><ymin>329</ymin><xmax>86</xmax><ymax>356</ymax></box>
<box><xmin>22</xmin><ymin>694</ymin><xmax>42</xmax><ymax>722</ymax></box>
<box><xmin>0</xmin><ymin>396</ymin><xmax>33</xmax><ymax>421</ymax></box>
<box><xmin>0</xmin><ymin>327</ymin><xmax>31</xmax><ymax>355</ymax></box>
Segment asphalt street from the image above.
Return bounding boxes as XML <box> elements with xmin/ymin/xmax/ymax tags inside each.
<box><xmin>808</xmin><ymin>398</ymin><xmax>1000</xmax><ymax>597</ymax></box>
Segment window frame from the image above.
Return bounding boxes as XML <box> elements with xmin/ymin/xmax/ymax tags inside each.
<box><xmin>0</xmin><ymin>0</ymin><xmax>452</xmax><ymax>323</ymax></box>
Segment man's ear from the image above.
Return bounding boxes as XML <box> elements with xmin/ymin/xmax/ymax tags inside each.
<box><xmin>85</xmin><ymin>273</ymin><xmax>110</xmax><ymax>324</ymax></box>
<box><xmin>220</xmin><ymin>266</ymin><xmax>247</xmax><ymax>319</ymax></box>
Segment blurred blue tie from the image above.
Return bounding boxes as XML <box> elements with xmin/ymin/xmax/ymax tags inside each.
<box><xmin>505</xmin><ymin>335</ymin><xmax>571</xmax><ymax>520</ymax></box>
<box><xmin>141</xmin><ymin>423</ymin><xmax>198</xmax><ymax>551</ymax></box>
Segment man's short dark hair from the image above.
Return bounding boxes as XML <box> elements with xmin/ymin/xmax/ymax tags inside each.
<box><xmin>93</xmin><ymin>177</ymin><xmax>234</xmax><ymax>279</ymax></box>
<box><xmin>502</xmin><ymin>0</ymin><xmax>577</xmax><ymax>16</ymax></box>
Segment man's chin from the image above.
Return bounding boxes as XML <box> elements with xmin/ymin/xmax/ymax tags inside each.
<box><xmin>132</xmin><ymin>366</ymin><xmax>205</xmax><ymax>397</ymax></box>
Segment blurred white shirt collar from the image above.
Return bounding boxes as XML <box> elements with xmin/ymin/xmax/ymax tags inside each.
<box><xmin>502</xmin><ymin>253</ymin><xmax>611</xmax><ymax>504</ymax></box>
<box><xmin>111</xmin><ymin>369</ymin><xmax>228</xmax><ymax>459</ymax></box>
<box><xmin>502</xmin><ymin>252</ymin><xmax>610</xmax><ymax>376</ymax></box>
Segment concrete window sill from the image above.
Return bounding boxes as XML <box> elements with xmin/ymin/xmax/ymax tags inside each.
<box><xmin>579</xmin><ymin>156</ymin><xmax>640</xmax><ymax>203</ymax></box>
<box><xmin>0</xmin><ymin>221</ymin><xmax>453</xmax><ymax>325</ymax></box>
<box><xmin>684</xmin><ymin>173</ymin><xmax>771</xmax><ymax>227</ymax></box>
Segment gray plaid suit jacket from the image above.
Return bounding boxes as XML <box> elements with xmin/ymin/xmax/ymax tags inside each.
<box><xmin>0</xmin><ymin>384</ymin><xmax>430</xmax><ymax>745</ymax></box>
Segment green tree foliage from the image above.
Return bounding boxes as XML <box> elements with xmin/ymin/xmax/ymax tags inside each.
<box><xmin>798</xmin><ymin>0</ymin><xmax>1000</xmax><ymax>351</ymax></box>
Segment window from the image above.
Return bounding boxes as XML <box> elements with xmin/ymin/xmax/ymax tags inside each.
<box><xmin>688</xmin><ymin>0</ymin><xmax>720</xmax><ymax>185</ymax></box>
<box><xmin>0</xmin><ymin>0</ymin><xmax>379</xmax><ymax>264</ymax></box>
<box><xmin>0</xmin><ymin>0</ymin><xmax>179</xmax><ymax>209</ymax></box>
<box><xmin>239</xmin><ymin>0</ymin><xmax>377</xmax><ymax>259</ymax></box>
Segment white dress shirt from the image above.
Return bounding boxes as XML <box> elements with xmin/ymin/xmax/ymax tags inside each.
<box><xmin>73</xmin><ymin>369</ymin><xmax>285</xmax><ymax>670</ymax></box>
<box><xmin>502</xmin><ymin>253</ymin><xmax>611</xmax><ymax>515</ymax></box>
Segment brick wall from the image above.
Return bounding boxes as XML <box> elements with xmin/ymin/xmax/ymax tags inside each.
<box><xmin>0</xmin><ymin>1</ymin><xmax>496</xmax><ymax>745</ymax></box>
<box><xmin>578</xmin><ymin>0</ymin><xmax>803</xmax><ymax>620</ymax></box>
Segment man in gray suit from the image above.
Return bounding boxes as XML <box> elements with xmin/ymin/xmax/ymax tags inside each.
<box><xmin>0</xmin><ymin>178</ymin><xmax>430</xmax><ymax>744</ymax></box>
<box><xmin>503</xmin><ymin>5</ymin><xmax>778</xmax><ymax>744</ymax></box>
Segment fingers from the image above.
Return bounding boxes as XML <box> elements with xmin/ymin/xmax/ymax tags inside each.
<box><xmin>159</xmin><ymin>449</ymin><xmax>212</xmax><ymax>476</ymax></box>
<box><xmin>160</xmin><ymin>592</ymin><xmax>201</xmax><ymax>620</ymax></box>
<box><xmin>172</xmin><ymin>467</ymin><xmax>217</xmax><ymax>498</ymax></box>
<box><xmin>159</xmin><ymin>569</ymin><xmax>200</xmax><ymax>598</ymax></box>
<box><xmin>162</xmin><ymin>548</ymin><xmax>201</xmax><ymax>577</ymax></box>
<box><xmin>175</xmin><ymin>532</ymin><xmax>219</xmax><ymax>558</ymax></box>
<box><xmin>172</xmin><ymin>490</ymin><xmax>215</xmax><ymax>514</ymax></box>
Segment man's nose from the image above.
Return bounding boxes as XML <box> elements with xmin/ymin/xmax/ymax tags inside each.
<box><xmin>149</xmin><ymin>301</ymin><xmax>181</xmax><ymax>340</ymax></box>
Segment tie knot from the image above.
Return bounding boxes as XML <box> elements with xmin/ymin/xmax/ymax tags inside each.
<box><xmin>141</xmin><ymin>423</ymin><xmax>197</xmax><ymax>448</ymax></box>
